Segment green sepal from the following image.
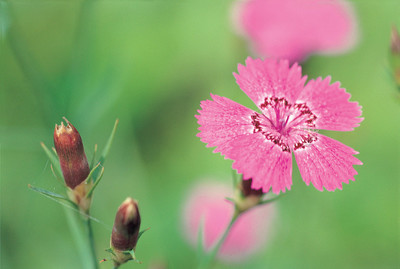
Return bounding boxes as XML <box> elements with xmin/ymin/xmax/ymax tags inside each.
<box><xmin>40</xmin><ymin>142</ymin><xmax>62</xmax><ymax>180</ymax></box>
<box><xmin>224</xmin><ymin>197</ymin><xmax>235</xmax><ymax>203</ymax></box>
<box><xmin>50</xmin><ymin>164</ymin><xmax>64</xmax><ymax>185</ymax></box>
<box><xmin>90</xmin><ymin>144</ymin><xmax>98</xmax><ymax>170</ymax></box>
<box><xmin>85</xmin><ymin>166</ymin><xmax>105</xmax><ymax>198</ymax></box>
<box><xmin>28</xmin><ymin>184</ymin><xmax>75</xmax><ymax>207</ymax></box>
<box><xmin>92</xmin><ymin>119</ymin><xmax>119</xmax><ymax>183</ymax></box>
<box><xmin>138</xmin><ymin>227</ymin><xmax>150</xmax><ymax>241</ymax></box>
<box><xmin>257</xmin><ymin>193</ymin><xmax>285</xmax><ymax>206</ymax></box>
<box><xmin>122</xmin><ymin>249</ymin><xmax>141</xmax><ymax>264</ymax></box>
<box><xmin>105</xmin><ymin>248</ymin><xmax>115</xmax><ymax>255</ymax></box>
<box><xmin>84</xmin><ymin>162</ymin><xmax>101</xmax><ymax>184</ymax></box>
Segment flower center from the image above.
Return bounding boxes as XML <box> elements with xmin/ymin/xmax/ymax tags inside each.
<box><xmin>251</xmin><ymin>96</ymin><xmax>318</xmax><ymax>153</ymax></box>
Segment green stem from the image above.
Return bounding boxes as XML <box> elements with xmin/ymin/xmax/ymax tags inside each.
<box><xmin>85</xmin><ymin>216</ymin><xmax>99</xmax><ymax>269</ymax></box>
<box><xmin>64</xmin><ymin>207</ymin><xmax>99</xmax><ymax>269</ymax></box>
<box><xmin>64</xmin><ymin>208</ymin><xmax>93</xmax><ymax>268</ymax></box>
<box><xmin>198</xmin><ymin>210</ymin><xmax>240</xmax><ymax>269</ymax></box>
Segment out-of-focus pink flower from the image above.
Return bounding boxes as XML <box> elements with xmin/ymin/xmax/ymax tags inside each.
<box><xmin>196</xmin><ymin>57</ymin><xmax>363</xmax><ymax>194</ymax></box>
<box><xmin>233</xmin><ymin>0</ymin><xmax>358</xmax><ymax>63</ymax></box>
<box><xmin>182</xmin><ymin>181</ymin><xmax>276</xmax><ymax>263</ymax></box>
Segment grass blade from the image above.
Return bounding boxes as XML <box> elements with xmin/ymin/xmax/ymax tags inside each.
<box><xmin>92</xmin><ymin>119</ymin><xmax>119</xmax><ymax>182</ymax></box>
<box><xmin>90</xmin><ymin>144</ymin><xmax>98</xmax><ymax>170</ymax></box>
<box><xmin>40</xmin><ymin>142</ymin><xmax>62</xmax><ymax>179</ymax></box>
<box><xmin>86</xmin><ymin>167</ymin><xmax>104</xmax><ymax>198</ymax></box>
<box><xmin>28</xmin><ymin>184</ymin><xmax>72</xmax><ymax>205</ymax></box>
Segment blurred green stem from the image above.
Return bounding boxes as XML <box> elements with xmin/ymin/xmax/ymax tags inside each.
<box><xmin>198</xmin><ymin>210</ymin><xmax>240</xmax><ymax>269</ymax></box>
<box><xmin>85</xmin><ymin>216</ymin><xmax>99</xmax><ymax>269</ymax></box>
<box><xmin>64</xmin><ymin>208</ymin><xmax>94</xmax><ymax>268</ymax></box>
<box><xmin>64</xmin><ymin>207</ymin><xmax>98</xmax><ymax>269</ymax></box>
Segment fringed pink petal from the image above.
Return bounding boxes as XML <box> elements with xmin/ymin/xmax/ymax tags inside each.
<box><xmin>298</xmin><ymin>77</ymin><xmax>363</xmax><ymax>131</ymax></box>
<box><xmin>293</xmin><ymin>133</ymin><xmax>362</xmax><ymax>191</ymax></box>
<box><xmin>196</xmin><ymin>93</ymin><xmax>292</xmax><ymax>194</ymax></box>
<box><xmin>234</xmin><ymin>57</ymin><xmax>307</xmax><ymax>107</ymax></box>
<box><xmin>196</xmin><ymin>94</ymin><xmax>255</xmax><ymax>148</ymax></box>
<box><xmin>227</xmin><ymin>134</ymin><xmax>292</xmax><ymax>194</ymax></box>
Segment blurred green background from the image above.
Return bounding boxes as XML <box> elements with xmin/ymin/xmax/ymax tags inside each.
<box><xmin>1</xmin><ymin>0</ymin><xmax>399</xmax><ymax>268</ymax></box>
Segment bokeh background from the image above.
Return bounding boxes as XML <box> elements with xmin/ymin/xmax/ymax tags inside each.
<box><xmin>1</xmin><ymin>0</ymin><xmax>399</xmax><ymax>268</ymax></box>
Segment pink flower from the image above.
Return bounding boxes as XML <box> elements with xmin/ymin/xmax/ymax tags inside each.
<box><xmin>196</xmin><ymin>57</ymin><xmax>363</xmax><ymax>194</ymax></box>
<box><xmin>182</xmin><ymin>181</ymin><xmax>276</xmax><ymax>263</ymax></box>
<box><xmin>233</xmin><ymin>0</ymin><xmax>358</xmax><ymax>63</ymax></box>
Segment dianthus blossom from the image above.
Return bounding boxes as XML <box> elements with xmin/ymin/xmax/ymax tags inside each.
<box><xmin>233</xmin><ymin>0</ymin><xmax>358</xmax><ymax>63</ymax></box>
<box><xmin>196</xmin><ymin>57</ymin><xmax>363</xmax><ymax>194</ymax></box>
<box><xmin>182</xmin><ymin>181</ymin><xmax>275</xmax><ymax>263</ymax></box>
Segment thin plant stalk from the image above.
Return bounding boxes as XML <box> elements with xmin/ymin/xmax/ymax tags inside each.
<box><xmin>64</xmin><ymin>208</ymin><xmax>98</xmax><ymax>269</ymax></box>
<box><xmin>85</xmin><ymin>216</ymin><xmax>99</xmax><ymax>269</ymax></box>
<box><xmin>198</xmin><ymin>210</ymin><xmax>240</xmax><ymax>269</ymax></box>
<box><xmin>197</xmin><ymin>193</ymin><xmax>282</xmax><ymax>269</ymax></box>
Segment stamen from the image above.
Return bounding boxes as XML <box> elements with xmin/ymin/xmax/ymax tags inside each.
<box><xmin>251</xmin><ymin>96</ymin><xmax>318</xmax><ymax>152</ymax></box>
<box><xmin>251</xmin><ymin>113</ymin><xmax>290</xmax><ymax>152</ymax></box>
<box><xmin>293</xmin><ymin>133</ymin><xmax>318</xmax><ymax>150</ymax></box>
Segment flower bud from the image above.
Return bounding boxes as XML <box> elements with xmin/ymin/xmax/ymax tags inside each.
<box><xmin>111</xmin><ymin>198</ymin><xmax>141</xmax><ymax>266</ymax></box>
<box><xmin>240</xmin><ymin>178</ymin><xmax>264</xmax><ymax>197</ymax></box>
<box><xmin>54</xmin><ymin>118</ymin><xmax>90</xmax><ymax>189</ymax></box>
<box><xmin>235</xmin><ymin>178</ymin><xmax>264</xmax><ymax>213</ymax></box>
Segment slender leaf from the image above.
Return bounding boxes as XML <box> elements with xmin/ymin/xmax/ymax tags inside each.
<box><xmin>86</xmin><ymin>167</ymin><xmax>104</xmax><ymax>198</ymax></box>
<box><xmin>29</xmin><ymin>185</ymin><xmax>98</xmax><ymax>269</ymax></box>
<box><xmin>28</xmin><ymin>184</ymin><xmax>73</xmax><ymax>205</ymax></box>
<box><xmin>40</xmin><ymin>142</ymin><xmax>62</xmax><ymax>179</ymax></box>
<box><xmin>138</xmin><ymin>227</ymin><xmax>150</xmax><ymax>241</ymax></box>
<box><xmin>257</xmin><ymin>193</ymin><xmax>285</xmax><ymax>206</ymax></box>
<box><xmin>85</xmin><ymin>162</ymin><xmax>101</xmax><ymax>184</ymax></box>
<box><xmin>50</xmin><ymin>164</ymin><xmax>64</xmax><ymax>185</ymax></box>
<box><xmin>90</xmin><ymin>144</ymin><xmax>98</xmax><ymax>169</ymax></box>
<box><xmin>92</xmin><ymin>119</ymin><xmax>119</xmax><ymax>182</ymax></box>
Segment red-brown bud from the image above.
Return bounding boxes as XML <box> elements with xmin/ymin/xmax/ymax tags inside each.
<box><xmin>54</xmin><ymin>118</ymin><xmax>90</xmax><ymax>189</ymax></box>
<box><xmin>111</xmin><ymin>198</ymin><xmax>141</xmax><ymax>251</ymax></box>
<box><xmin>240</xmin><ymin>178</ymin><xmax>264</xmax><ymax>197</ymax></box>
<box><xmin>234</xmin><ymin>178</ymin><xmax>264</xmax><ymax>213</ymax></box>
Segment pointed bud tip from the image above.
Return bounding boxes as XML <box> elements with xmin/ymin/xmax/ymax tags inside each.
<box><xmin>122</xmin><ymin>197</ymin><xmax>135</xmax><ymax>205</ymax></box>
<box><xmin>120</xmin><ymin>198</ymin><xmax>139</xmax><ymax>225</ymax></box>
<box><xmin>54</xmin><ymin>118</ymin><xmax>75</xmax><ymax>137</ymax></box>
